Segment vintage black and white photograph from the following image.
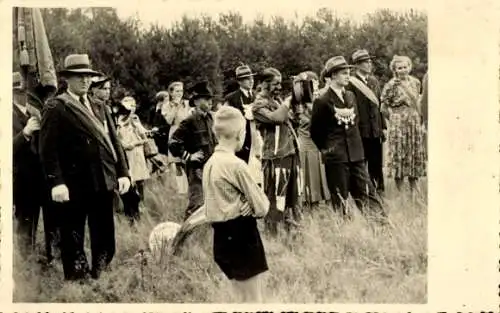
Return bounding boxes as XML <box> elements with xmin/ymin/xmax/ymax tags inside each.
<box><xmin>12</xmin><ymin>0</ymin><xmax>428</xmax><ymax>303</ymax></box>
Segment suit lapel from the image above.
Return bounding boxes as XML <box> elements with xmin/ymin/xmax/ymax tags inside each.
<box><xmin>356</xmin><ymin>73</ymin><xmax>367</xmax><ymax>85</ymax></box>
<box><xmin>364</xmin><ymin>75</ymin><xmax>375</xmax><ymax>92</ymax></box>
<box><xmin>58</xmin><ymin>93</ymin><xmax>117</xmax><ymax>162</ymax></box>
<box><xmin>349</xmin><ymin>75</ymin><xmax>379</xmax><ymax>106</ymax></box>
<box><xmin>244</xmin><ymin>90</ymin><xmax>253</xmax><ymax>103</ymax></box>
<box><xmin>103</xmin><ymin>106</ymin><xmax>124</xmax><ymax>161</ymax></box>
<box><xmin>89</xmin><ymin>97</ymin><xmax>106</xmax><ymax>125</ymax></box>
<box><xmin>327</xmin><ymin>87</ymin><xmax>347</xmax><ymax>109</ymax></box>
<box><xmin>13</xmin><ymin>104</ymin><xmax>29</xmax><ymax>136</ymax></box>
<box><xmin>240</xmin><ymin>89</ymin><xmax>254</xmax><ymax>104</ymax></box>
<box><xmin>13</xmin><ymin>104</ymin><xmax>29</xmax><ymax>123</ymax></box>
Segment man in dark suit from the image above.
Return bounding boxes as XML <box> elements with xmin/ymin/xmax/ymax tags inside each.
<box><xmin>310</xmin><ymin>56</ymin><xmax>386</xmax><ymax>222</ymax></box>
<box><xmin>170</xmin><ymin>81</ymin><xmax>217</xmax><ymax>220</ymax></box>
<box><xmin>224</xmin><ymin>65</ymin><xmax>256</xmax><ymax>163</ymax></box>
<box><xmin>148</xmin><ymin>91</ymin><xmax>171</xmax><ymax>156</ymax></box>
<box><xmin>346</xmin><ymin>49</ymin><xmax>386</xmax><ymax>194</ymax></box>
<box><xmin>39</xmin><ymin>54</ymin><xmax>131</xmax><ymax>281</ymax></box>
<box><xmin>12</xmin><ymin>72</ymin><xmax>55</xmax><ymax>260</ymax></box>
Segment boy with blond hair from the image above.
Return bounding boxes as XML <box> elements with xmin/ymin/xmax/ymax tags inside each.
<box><xmin>203</xmin><ymin>105</ymin><xmax>269</xmax><ymax>302</ymax></box>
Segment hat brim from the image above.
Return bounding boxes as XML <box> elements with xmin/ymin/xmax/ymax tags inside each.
<box><xmin>97</xmin><ymin>76</ymin><xmax>111</xmax><ymax>83</ymax></box>
<box><xmin>192</xmin><ymin>93</ymin><xmax>214</xmax><ymax>99</ymax></box>
<box><xmin>325</xmin><ymin>64</ymin><xmax>355</xmax><ymax>77</ymax></box>
<box><xmin>353</xmin><ymin>55</ymin><xmax>376</xmax><ymax>63</ymax></box>
<box><xmin>90</xmin><ymin>76</ymin><xmax>111</xmax><ymax>88</ymax></box>
<box><xmin>59</xmin><ymin>69</ymin><xmax>103</xmax><ymax>77</ymax></box>
<box><xmin>328</xmin><ymin>64</ymin><xmax>355</xmax><ymax>70</ymax></box>
<box><xmin>236</xmin><ymin>73</ymin><xmax>256</xmax><ymax>79</ymax></box>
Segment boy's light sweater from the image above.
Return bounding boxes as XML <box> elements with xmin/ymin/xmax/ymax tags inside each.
<box><xmin>202</xmin><ymin>145</ymin><xmax>270</xmax><ymax>223</ymax></box>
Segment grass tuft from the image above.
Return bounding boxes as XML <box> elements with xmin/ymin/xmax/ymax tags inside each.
<box><xmin>14</xmin><ymin>169</ymin><xmax>427</xmax><ymax>303</ymax></box>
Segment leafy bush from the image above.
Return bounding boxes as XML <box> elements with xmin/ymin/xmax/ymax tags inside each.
<box><xmin>14</xmin><ymin>7</ymin><xmax>427</xmax><ymax>115</ymax></box>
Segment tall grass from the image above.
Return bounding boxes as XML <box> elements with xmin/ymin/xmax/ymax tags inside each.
<box><xmin>13</xmin><ymin>169</ymin><xmax>427</xmax><ymax>303</ymax></box>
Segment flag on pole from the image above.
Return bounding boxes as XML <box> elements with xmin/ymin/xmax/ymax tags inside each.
<box><xmin>14</xmin><ymin>7</ymin><xmax>57</xmax><ymax>112</ymax></box>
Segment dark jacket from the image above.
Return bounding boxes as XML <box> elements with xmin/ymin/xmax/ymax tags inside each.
<box><xmin>39</xmin><ymin>92</ymin><xmax>129</xmax><ymax>196</ymax></box>
<box><xmin>13</xmin><ymin>103</ymin><xmax>46</xmax><ymax>205</ymax></box>
<box><xmin>89</xmin><ymin>97</ymin><xmax>112</xmax><ymax>126</ymax></box>
<box><xmin>224</xmin><ymin>88</ymin><xmax>254</xmax><ymax>163</ymax></box>
<box><xmin>310</xmin><ymin>87</ymin><xmax>365</xmax><ymax>163</ymax></box>
<box><xmin>148</xmin><ymin>106</ymin><xmax>171</xmax><ymax>155</ymax></box>
<box><xmin>168</xmin><ymin>109</ymin><xmax>217</xmax><ymax>169</ymax></box>
<box><xmin>346</xmin><ymin>73</ymin><xmax>386</xmax><ymax>139</ymax></box>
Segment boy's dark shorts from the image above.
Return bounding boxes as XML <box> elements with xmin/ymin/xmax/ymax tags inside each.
<box><xmin>212</xmin><ymin>215</ymin><xmax>268</xmax><ymax>281</ymax></box>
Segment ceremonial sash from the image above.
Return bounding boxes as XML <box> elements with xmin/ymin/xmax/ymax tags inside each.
<box><xmin>349</xmin><ymin>76</ymin><xmax>379</xmax><ymax>106</ymax></box>
<box><xmin>58</xmin><ymin>93</ymin><xmax>117</xmax><ymax>162</ymax></box>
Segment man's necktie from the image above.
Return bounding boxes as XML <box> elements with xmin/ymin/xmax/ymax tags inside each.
<box><xmin>80</xmin><ymin>95</ymin><xmax>100</xmax><ymax>121</ymax></box>
<box><xmin>79</xmin><ymin>96</ymin><xmax>90</xmax><ymax>111</ymax></box>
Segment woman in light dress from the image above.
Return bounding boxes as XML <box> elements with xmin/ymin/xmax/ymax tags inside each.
<box><xmin>164</xmin><ymin>82</ymin><xmax>193</xmax><ymax>194</ymax></box>
<box><xmin>164</xmin><ymin>82</ymin><xmax>192</xmax><ymax>139</ymax></box>
<box><xmin>381</xmin><ymin>55</ymin><xmax>426</xmax><ymax>192</ymax></box>
<box><xmin>116</xmin><ymin>96</ymin><xmax>151</xmax><ymax>213</ymax></box>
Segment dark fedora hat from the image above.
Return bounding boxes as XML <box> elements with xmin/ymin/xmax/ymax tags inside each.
<box><xmin>59</xmin><ymin>54</ymin><xmax>102</xmax><ymax>77</ymax></box>
<box><xmin>324</xmin><ymin>56</ymin><xmax>354</xmax><ymax>76</ymax></box>
<box><xmin>190</xmin><ymin>81</ymin><xmax>214</xmax><ymax>100</ymax></box>
<box><xmin>351</xmin><ymin>49</ymin><xmax>376</xmax><ymax>64</ymax></box>
<box><xmin>235</xmin><ymin>64</ymin><xmax>256</xmax><ymax>80</ymax></box>
<box><xmin>89</xmin><ymin>75</ymin><xmax>111</xmax><ymax>89</ymax></box>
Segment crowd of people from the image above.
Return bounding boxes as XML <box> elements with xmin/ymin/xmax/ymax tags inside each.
<box><xmin>13</xmin><ymin>48</ymin><xmax>428</xmax><ymax>300</ymax></box>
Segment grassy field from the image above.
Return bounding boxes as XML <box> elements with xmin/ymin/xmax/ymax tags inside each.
<box><xmin>13</xmin><ymin>169</ymin><xmax>427</xmax><ymax>303</ymax></box>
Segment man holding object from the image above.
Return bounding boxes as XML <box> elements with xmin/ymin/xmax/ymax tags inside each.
<box><xmin>13</xmin><ymin>71</ymin><xmax>45</xmax><ymax>258</ymax></box>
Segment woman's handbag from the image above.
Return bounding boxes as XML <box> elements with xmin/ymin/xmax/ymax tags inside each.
<box><xmin>143</xmin><ymin>138</ymin><xmax>159</xmax><ymax>157</ymax></box>
<box><xmin>131</xmin><ymin>114</ymin><xmax>159</xmax><ymax>157</ymax></box>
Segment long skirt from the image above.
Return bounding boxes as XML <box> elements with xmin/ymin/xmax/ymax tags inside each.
<box><xmin>387</xmin><ymin>108</ymin><xmax>426</xmax><ymax>179</ymax></box>
<box><xmin>299</xmin><ymin>136</ymin><xmax>330</xmax><ymax>204</ymax></box>
<box><xmin>262</xmin><ymin>154</ymin><xmax>301</xmax><ymax>236</ymax></box>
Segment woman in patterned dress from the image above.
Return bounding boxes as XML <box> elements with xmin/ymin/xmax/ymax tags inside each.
<box><xmin>293</xmin><ymin>71</ymin><xmax>331</xmax><ymax>207</ymax></box>
<box><xmin>381</xmin><ymin>55</ymin><xmax>426</xmax><ymax>192</ymax></box>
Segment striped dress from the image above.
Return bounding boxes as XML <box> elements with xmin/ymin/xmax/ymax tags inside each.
<box><xmin>297</xmin><ymin>104</ymin><xmax>331</xmax><ymax>204</ymax></box>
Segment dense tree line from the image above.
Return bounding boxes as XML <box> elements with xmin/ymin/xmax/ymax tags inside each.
<box><xmin>13</xmin><ymin>7</ymin><xmax>427</xmax><ymax>116</ymax></box>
